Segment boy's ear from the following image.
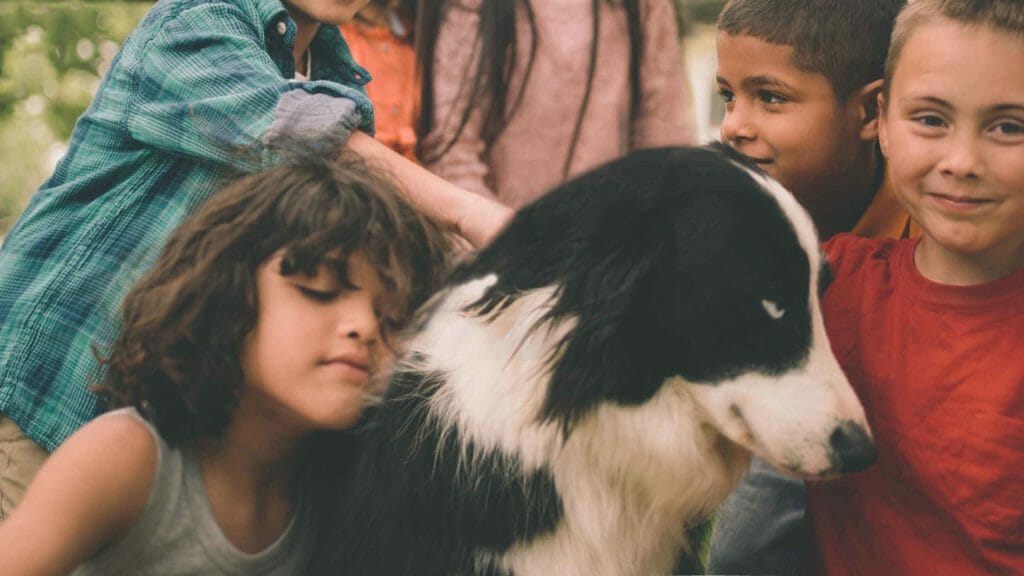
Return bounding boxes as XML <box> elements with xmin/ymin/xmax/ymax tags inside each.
<box><xmin>852</xmin><ymin>79</ymin><xmax>884</xmax><ymax>141</ymax></box>
<box><xmin>877</xmin><ymin>92</ymin><xmax>890</xmax><ymax>158</ymax></box>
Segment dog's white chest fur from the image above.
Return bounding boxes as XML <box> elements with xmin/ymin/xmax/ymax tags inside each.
<box><xmin>414</xmin><ymin>277</ymin><xmax>750</xmax><ymax>576</ymax></box>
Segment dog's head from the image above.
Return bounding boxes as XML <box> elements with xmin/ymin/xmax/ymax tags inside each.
<box><xmin>456</xmin><ymin>144</ymin><xmax>874</xmax><ymax>477</ymax></box>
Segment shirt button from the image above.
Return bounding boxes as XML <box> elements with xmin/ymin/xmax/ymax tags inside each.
<box><xmin>277</xmin><ymin>21</ymin><xmax>287</xmax><ymax>35</ymax></box>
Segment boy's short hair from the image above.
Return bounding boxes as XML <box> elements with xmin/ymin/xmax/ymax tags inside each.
<box><xmin>885</xmin><ymin>0</ymin><xmax>1024</xmax><ymax>92</ymax></box>
<box><xmin>100</xmin><ymin>156</ymin><xmax>452</xmax><ymax>445</ymax></box>
<box><xmin>718</xmin><ymin>0</ymin><xmax>906</xmax><ymax>100</ymax></box>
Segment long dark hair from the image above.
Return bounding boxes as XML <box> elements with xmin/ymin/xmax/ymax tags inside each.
<box><xmin>416</xmin><ymin>0</ymin><xmax>645</xmax><ymax>178</ymax></box>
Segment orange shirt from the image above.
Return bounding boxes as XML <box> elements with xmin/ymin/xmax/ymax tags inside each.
<box><xmin>340</xmin><ymin>20</ymin><xmax>418</xmax><ymax>160</ymax></box>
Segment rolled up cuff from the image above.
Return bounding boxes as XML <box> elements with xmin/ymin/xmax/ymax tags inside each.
<box><xmin>263</xmin><ymin>90</ymin><xmax>364</xmax><ymax>159</ymax></box>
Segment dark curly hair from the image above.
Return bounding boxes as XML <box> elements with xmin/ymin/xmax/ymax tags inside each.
<box><xmin>98</xmin><ymin>155</ymin><xmax>451</xmax><ymax>446</ymax></box>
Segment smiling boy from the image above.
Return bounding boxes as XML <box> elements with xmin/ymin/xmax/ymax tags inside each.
<box><xmin>707</xmin><ymin>1</ymin><xmax>911</xmax><ymax>573</ymax></box>
<box><xmin>807</xmin><ymin>1</ymin><xmax>1024</xmax><ymax>572</ymax></box>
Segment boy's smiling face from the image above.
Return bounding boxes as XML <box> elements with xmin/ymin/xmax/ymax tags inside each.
<box><xmin>880</xmin><ymin>20</ymin><xmax>1024</xmax><ymax>284</ymax></box>
<box><xmin>716</xmin><ymin>33</ymin><xmax>876</xmax><ymax>237</ymax></box>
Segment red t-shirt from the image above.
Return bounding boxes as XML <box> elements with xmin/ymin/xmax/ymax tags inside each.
<box><xmin>807</xmin><ymin>234</ymin><xmax>1024</xmax><ymax>575</ymax></box>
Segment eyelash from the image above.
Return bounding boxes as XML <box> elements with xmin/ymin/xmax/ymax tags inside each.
<box><xmin>912</xmin><ymin>114</ymin><xmax>946</xmax><ymax>128</ymax></box>
<box><xmin>758</xmin><ymin>90</ymin><xmax>787</xmax><ymax>105</ymax></box>
<box><xmin>992</xmin><ymin>120</ymin><xmax>1024</xmax><ymax>135</ymax></box>
<box><xmin>716</xmin><ymin>88</ymin><xmax>788</xmax><ymax>106</ymax></box>
<box><xmin>298</xmin><ymin>286</ymin><xmax>338</xmax><ymax>302</ymax></box>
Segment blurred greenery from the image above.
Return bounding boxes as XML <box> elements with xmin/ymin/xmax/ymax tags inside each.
<box><xmin>0</xmin><ymin>1</ymin><xmax>152</xmax><ymax>234</ymax></box>
<box><xmin>0</xmin><ymin>0</ymin><xmax>724</xmax><ymax>235</ymax></box>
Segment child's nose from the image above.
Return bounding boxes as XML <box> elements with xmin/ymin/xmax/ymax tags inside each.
<box><xmin>338</xmin><ymin>298</ymin><xmax>381</xmax><ymax>344</ymax></box>
<box><xmin>720</xmin><ymin>103</ymin><xmax>756</xmax><ymax>144</ymax></box>
<box><xmin>938</xmin><ymin>132</ymin><xmax>983</xmax><ymax>180</ymax></box>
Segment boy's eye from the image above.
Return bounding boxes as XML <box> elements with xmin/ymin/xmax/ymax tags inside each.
<box><xmin>717</xmin><ymin>88</ymin><xmax>735</xmax><ymax>104</ymax></box>
<box><xmin>992</xmin><ymin>120</ymin><xmax>1024</xmax><ymax>137</ymax></box>
<box><xmin>298</xmin><ymin>286</ymin><xmax>339</xmax><ymax>302</ymax></box>
<box><xmin>912</xmin><ymin>114</ymin><xmax>945</xmax><ymax>128</ymax></box>
<box><xmin>757</xmin><ymin>91</ymin><xmax>787</xmax><ymax>105</ymax></box>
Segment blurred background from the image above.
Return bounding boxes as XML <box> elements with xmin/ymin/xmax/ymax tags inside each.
<box><xmin>0</xmin><ymin>0</ymin><xmax>726</xmax><ymax>235</ymax></box>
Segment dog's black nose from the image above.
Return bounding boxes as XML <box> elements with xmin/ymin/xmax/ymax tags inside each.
<box><xmin>828</xmin><ymin>420</ymin><xmax>877</xmax><ymax>473</ymax></box>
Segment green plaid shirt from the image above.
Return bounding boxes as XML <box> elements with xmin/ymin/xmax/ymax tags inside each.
<box><xmin>0</xmin><ymin>0</ymin><xmax>375</xmax><ymax>452</ymax></box>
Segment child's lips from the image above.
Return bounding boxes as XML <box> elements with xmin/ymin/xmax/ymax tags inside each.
<box><xmin>322</xmin><ymin>353</ymin><xmax>371</xmax><ymax>381</ymax></box>
<box><xmin>927</xmin><ymin>192</ymin><xmax>994</xmax><ymax>211</ymax></box>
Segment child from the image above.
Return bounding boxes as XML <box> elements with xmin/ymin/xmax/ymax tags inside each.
<box><xmin>0</xmin><ymin>157</ymin><xmax>451</xmax><ymax>573</ymax></box>
<box><xmin>807</xmin><ymin>0</ymin><xmax>1024</xmax><ymax>572</ymax></box>
<box><xmin>707</xmin><ymin>0</ymin><xmax>911</xmax><ymax>572</ymax></box>
<box><xmin>416</xmin><ymin>0</ymin><xmax>696</xmax><ymax>209</ymax></box>
<box><xmin>0</xmin><ymin>0</ymin><xmax>508</xmax><ymax>516</ymax></box>
<box><xmin>340</xmin><ymin>0</ymin><xmax>419</xmax><ymax>160</ymax></box>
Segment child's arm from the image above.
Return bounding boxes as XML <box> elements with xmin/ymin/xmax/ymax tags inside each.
<box><xmin>126</xmin><ymin>2</ymin><xmax>372</xmax><ymax>171</ymax></box>
<box><xmin>0</xmin><ymin>414</ymin><xmax>157</xmax><ymax>575</ymax></box>
<box><xmin>348</xmin><ymin>131</ymin><xmax>513</xmax><ymax>248</ymax></box>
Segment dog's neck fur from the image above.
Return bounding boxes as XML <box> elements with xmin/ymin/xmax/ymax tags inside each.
<box><xmin>411</xmin><ymin>277</ymin><xmax>752</xmax><ymax>575</ymax></box>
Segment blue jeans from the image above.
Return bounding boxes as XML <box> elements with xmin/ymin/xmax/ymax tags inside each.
<box><xmin>706</xmin><ymin>457</ymin><xmax>809</xmax><ymax>575</ymax></box>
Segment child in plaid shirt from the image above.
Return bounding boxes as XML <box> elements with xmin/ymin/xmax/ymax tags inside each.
<box><xmin>0</xmin><ymin>0</ymin><xmax>508</xmax><ymax>519</ymax></box>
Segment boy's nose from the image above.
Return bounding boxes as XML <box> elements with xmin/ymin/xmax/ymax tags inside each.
<box><xmin>339</xmin><ymin>299</ymin><xmax>381</xmax><ymax>344</ymax></box>
<box><xmin>720</xmin><ymin>105</ymin><xmax>756</xmax><ymax>144</ymax></box>
<box><xmin>938</xmin><ymin>132</ymin><xmax>983</xmax><ymax>180</ymax></box>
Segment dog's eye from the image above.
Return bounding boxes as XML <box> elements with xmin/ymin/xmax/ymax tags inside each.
<box><xmin>761</xmin><ymin>299</ymin><xmax>785</xmax><ymax>320</ymax></box>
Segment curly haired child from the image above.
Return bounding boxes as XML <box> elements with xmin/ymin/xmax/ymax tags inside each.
<box><xmin>0</xmin><ymin>157</ymin><xmax>451</xmax><ymax>574</ymax></box>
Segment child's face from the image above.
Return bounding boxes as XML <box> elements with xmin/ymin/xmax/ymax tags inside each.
<box><xmin>283</xmin><ymin>0</ymin><xmax>372</xmax><ymax>25</ymax></box>
<box><xmin>240</xmin><ymin>250</ymin><xmax>393</xmax><ymax>431</ymax></box>
<box><xmin>880</xmin><ymin>21</ymin><xmax>1024</xmax><ymax>281</ymax></box>
<box><xmin>716</xmin><ymin>33</ymin><xmax>870</xmax><ymax>215</ymax></box>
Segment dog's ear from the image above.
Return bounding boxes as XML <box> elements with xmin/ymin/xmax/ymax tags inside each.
<box><xmin>540</xmin><ymin>215</ymin><xmax>675</xmax><ymax>436</ymax></box>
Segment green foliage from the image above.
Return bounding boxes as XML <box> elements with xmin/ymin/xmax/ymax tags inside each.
<box><xmin>0</xmin><ymin>1</ymin><xmax>151</xmax><ymax>233</ymax></box>
<box><xmin>678</xmin><ymin>0</ymin><xmax>728</xmax><ymax>31</ymax></box>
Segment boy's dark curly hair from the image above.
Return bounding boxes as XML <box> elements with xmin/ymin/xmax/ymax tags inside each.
<box><xmin>99</xmin><ymin>155</ymin><xmax>451</xmax><ymax>446</ymax></box>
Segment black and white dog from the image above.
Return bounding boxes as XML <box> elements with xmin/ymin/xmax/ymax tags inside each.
<box><xmin>318</xmin><ymin>144</ymin><xmax>875</xmax><ymax>575</ymax></box>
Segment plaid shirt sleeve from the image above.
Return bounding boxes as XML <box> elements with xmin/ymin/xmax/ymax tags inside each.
<box><xmin>0</xmin><ymin>0</ymin><xmax>377</xmax><ymax>452</ymax></box>
<box><xmin>125</xmin><ymin>1</ymin><xmax>371</xmax><ymax>169</ymax></box>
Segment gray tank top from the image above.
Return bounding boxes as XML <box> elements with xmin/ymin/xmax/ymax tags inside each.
<box><xmin>72</xmin><ymin>408</ymin><xmax>315</xmax><ymax>575</ymax></box>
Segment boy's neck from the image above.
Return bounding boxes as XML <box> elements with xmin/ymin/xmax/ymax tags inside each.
<box><xmin>355</xmin><ymin>3</ymin><xmax>390</xmax><ymax>27</ymax></box>
<box><xmin>288</xmin><ymin>13</ymin><xmax>321</xmax><ymax>74</ymax></box>
<box><xmin>811</xmin><ymin>146</ymin><xmax>882</xmax><ymax>240</ymax></box>
<box><xmin>914</xmin><ymin>238</ymin><xmax>1024</xmax><ymax>286</ymax></box>
<box><xmin>197</xmin><ymin>443</ymin><xmax>298</xmax><ymax>554</ymax></box>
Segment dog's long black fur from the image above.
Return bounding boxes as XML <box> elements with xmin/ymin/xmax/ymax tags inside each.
<box><xmin>312</xmin><ymin>144</ymin><xmax>833</xmax><ymax>575</ymax></box>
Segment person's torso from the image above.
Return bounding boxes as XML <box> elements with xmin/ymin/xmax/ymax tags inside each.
<box><xmin>808</xmin><ymin>235</ymin><xmax>1024</xmax><ymax>575</ymax></box>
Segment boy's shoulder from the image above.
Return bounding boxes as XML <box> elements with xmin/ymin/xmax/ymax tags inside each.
<box><xmin>823</xmin><ymin>233</ymin><xmax>902</xmax><ymax>269</ymax></box>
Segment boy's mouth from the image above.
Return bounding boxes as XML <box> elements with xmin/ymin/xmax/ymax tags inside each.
<box><xmin>928</xmin><ymin>192</ymin><xmax>994</xmax><ymax>210</ymax></box>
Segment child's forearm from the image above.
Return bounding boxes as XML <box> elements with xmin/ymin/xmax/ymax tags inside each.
<box><xmin>346</xmin><ymin>131</ymin><xmax>512</xmax><ymax>248</ymax></box>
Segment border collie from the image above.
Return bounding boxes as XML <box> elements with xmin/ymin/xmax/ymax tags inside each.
<box><xmin>318</xmin><ymin>144</ymin><xmax>876</xmax><ymax>575</ymax></box>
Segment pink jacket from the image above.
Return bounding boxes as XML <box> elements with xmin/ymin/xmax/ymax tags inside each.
<box><xmin>423</xmin><ymin>0</ymin><xmax>696</xmax><ymax>209</ymax></box>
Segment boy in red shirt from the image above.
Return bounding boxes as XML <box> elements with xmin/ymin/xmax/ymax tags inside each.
<box><xmin>808</xmin><ymin>0</ymin><xmax>1024</xmax><ymax>572</ymax></box>
<box><xmin>709</xmin><ymin>1</ymin><xmax>914</xmax><ymax>572</ymax></box>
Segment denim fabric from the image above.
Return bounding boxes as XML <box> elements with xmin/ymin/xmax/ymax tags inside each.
<box><xmin>707</xmin><ymin>456</ymin><xmax>809</xmax><ymax>575</ymax></box>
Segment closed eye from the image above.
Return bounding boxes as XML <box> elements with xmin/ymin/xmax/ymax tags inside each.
<box><xmin>761</xmin><ymin>299</ymin><xmax>785</xmax><ymax>320</ymax></box>
<box><xmin>298</xmin><ymin>286</ymin><xmax>339</xmax><ymax>302</ymax></box>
